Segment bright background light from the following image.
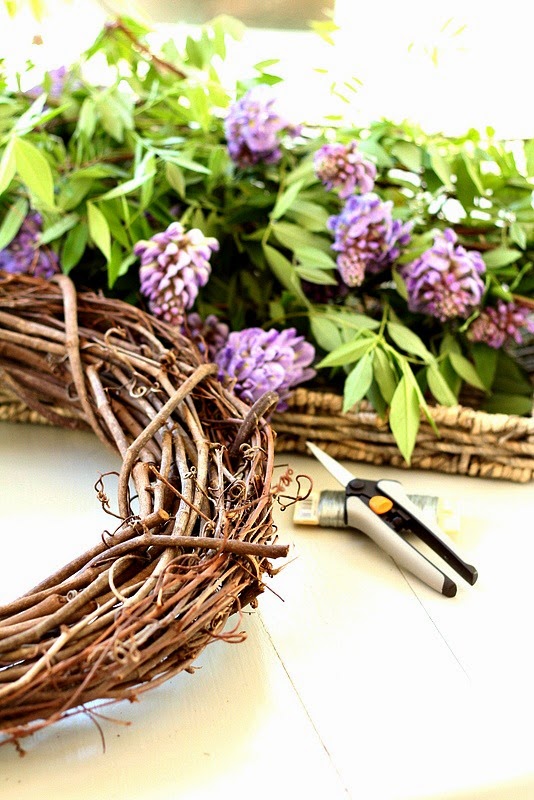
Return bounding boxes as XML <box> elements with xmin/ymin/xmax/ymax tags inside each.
<box><xmin>0</xmin><ymin>0</ymin><xmax>530</xmax><ymax>137</ymax></box>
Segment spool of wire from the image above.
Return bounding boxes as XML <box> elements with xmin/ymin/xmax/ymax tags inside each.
<box><xmin>293</xmin><ymin>490</ymin><xmax>461</xmax><ymax>536</ymax></box>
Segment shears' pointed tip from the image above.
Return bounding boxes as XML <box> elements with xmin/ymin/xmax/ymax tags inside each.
<box><xmin>304</xmin><ymin>441</ymin><xmax>356</xmax><ymax>488</ymax></box>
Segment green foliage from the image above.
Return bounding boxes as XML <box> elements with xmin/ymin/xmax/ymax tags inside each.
<box><xmin>0</xmin><ymin>15</ymin><xmax>532</xmax><ymax>464</ymax></box>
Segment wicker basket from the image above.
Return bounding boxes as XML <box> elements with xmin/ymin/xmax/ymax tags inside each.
<box><xmin>272</xmin><ymin>388</ymin><xmax>534</xmax><ymax>483</ymax></box>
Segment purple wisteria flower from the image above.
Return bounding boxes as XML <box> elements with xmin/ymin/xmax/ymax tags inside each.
<box><xmin>214</xmin><ymin>327</ymin><xmax>316</xmax><ymax>411</ymax></box>
<box><xmin>224</xmin><ymin>86</ymin><xmax>301</xmax><ymax>169</ymax></box>
<box><xmin>134</xmin><ymin>222</ymin><xmax>219</xmax><ymax>324</ymax></box>
<box><xmin>468</xmin><ymin>300</ymin><xmax>534</xmax><ymax>349</ymax></box>
<box><xmin>26</xmin><ymin>66</ymin><xmax>74</xmax><ymax>100</ymax></box>
<box><xmin>0</xmin><ymin>213</ymin><xmax>59</xmax><ymax>279</ymax></box>
<box><xmin>401</xmin><ymin>228</ymin><xmax>486</xmax><ymax>322</ymax></box>
<box><xmin>314</xmin><ymin>140</ymin><xmax>376</xmax><ymax>198</ymax></box>
<box><xmin>182</xmin><ymin>312</ymin><xmax>229</xmax><ymax>360</ymax></box>
<box><xmin>327</xmin><ymin>193</ymin><xmax>412</xmax><ymax>287</ymax></box>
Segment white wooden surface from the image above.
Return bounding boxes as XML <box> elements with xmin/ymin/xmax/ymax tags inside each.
<box><xmin>0</xmin><ymin>422</ymin><xmax>533</xmax><ymax>800</ymax></box>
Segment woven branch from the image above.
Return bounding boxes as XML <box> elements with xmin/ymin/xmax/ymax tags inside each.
<box><xmin>0</xmin><ymin>273</ymin><xmax>288</xmax><ymax>746</ymax></box>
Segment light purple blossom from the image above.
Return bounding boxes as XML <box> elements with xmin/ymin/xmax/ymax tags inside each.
<box><xmin>327</xmin><ymin>193</ymin><xmax>412</xmax><ymax>287</ymax></box>
<box><xmin>401</xmin><ymin>228</ymin><xmax>486</xmax><ymax>322</ymax></box>
<box><xmin>224</xmin><ymin>86</ymin><xmax>301</xmax><ymax>169</ymax></box>
<box><xmin>468</xmin><ymin>300</ymin><xmax>534</xmax><ymax>349</ymax></box>
<box><xmin>214</xmin><ymin>327</ymin><xmax>316</xmax><ymax>411</ymax></box>
<box><xmin>182</xmin><ymin>312</ymin><xmax>229</xmax><ymax>360</ymax></box>
<box><xmin>0</xmin><ymin>213</ymin><xmax>60</xmax><ymax>279</ymax></box>
<box><xmin>314</xmin><ymin>140</ymin><xmax>376</xmax><ymax>198</ymax></box>
<box><xmin>134</xmin><ymin>222</ymin><xmax>219</xmax><ymax>324</ymax></box>
<box><xmin>27</xmin><ymin>66</ymin><xmax>74</xmax><ymax>100</ymax></box>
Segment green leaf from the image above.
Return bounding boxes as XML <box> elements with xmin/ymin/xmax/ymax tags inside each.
<box><xmin>61</xmin><ymin>222</ymin><xmax>88</xmax><ymax>274</ymax></box>
<box><xmin>0</xmin><ymin>138</ymin><xmax>16</xmax><ymax>196</ymax></box>
<box><xmin>470</xmin><ymin>343</ymin><xmax>498</xmax><ymax>390</ymax></box>
<box><xmin>428</xmin><ymin>147</ymin><xmax>453</xmax><ymax>189</ymax></box>
<box><xmin>57</xmin><ymin>178</ymin><xmax>94</xmax><ymax>212</ymax></box>
<box><xmin>343</xmin><ymin>352</ymin><xmax>374</xmax><ymax>412</ymax></box>
<box><xmin>449</xmin><ymin>352</ymin><xmax>486</xmax><ymax>390</ymax></box>
<box><xmin>387</xmin><ymin>321</ymin><xmax>433</xmax><ymax>362</ymax></box>
<box><xmin>295</xmin><ymin>266</ymin><xmax>337</xmax><ymax>285</ymax></box>
<box><xmin>107</xmin><ymin>243</ymin><xmax>136</xmax><ymax>288</ymax></box>
<box><xmin>14</xmin><ymin>137</ymin><xmax>55</xmax><ymax>207</ymax></box>
<box><xmin>75</xmin><ymin>97</ymin><xmax>97</xmax><ymax>140</ymax></box>
<box><xmin>427</xmin><ymin>363</ymin><xmax>457</xmax><ymax>406</ymax></box>
<box><xmin>95</xmin><ymin>92</ymin><xmax>134</xmax><ymax>142</ymax></box>
<box><xmin>439</xmin><ymin>332</ymin><xmax>462</xmax><ymax>356</ymax></box>
<box><xmin>454</xmin><ymin>155</ymin><xmax>477</xmax><ymax>209</ymax></box>
<box><xmin>492</xmin><ymin>351</ymin><xmax>533</xmax><ymax>395</ymax></box>
<box><xmin>366</xmin><ymin>380</ymin><xmax>388</xmax><ymax>418</ymax></box>
<box><xmin>271</xmin><ymin>178</ymin><xmax>304</xmax><ymax>221</ymax></box>
<box><xmin>391</xmin><ymin>141</ymin><xmax>422</xmax><ymax>173</ymax></box>
<box><xmin>272</xmin><ymin>221</ymin><xmax>330</xmax><ymax>253</ymax></box>
<box><xmin>391</xmin><ymin>268</ymin><xmax>408</xmax><ymax>300</ymax></box>
<box><xmin>294</xmin><ymin>246</ymin><xmax>336</xmax><ymax>270</ymax></box>
<box><xmin>284</xmin><ymin>158</ymin><xmax>315</xmax><ymax>186</ymax></box>
<box><xmin>389</xmin><ymin>373</ymin><xmax>420</xmax><ymax>465</ymax></box>
<box><xmin>461</xmin><ymin>151</ymin><xmax>484</xmax><ymax>195</ymax></box>
<box><xmin>316</xmin><ymin>336</ymin><xmax>373</xmax><ymax>368</ymax></box>
<box><xmin>509</xmin><ymin>221</ymin><xmax>527</xmax><ymax>250</ymax></box>
<box><xmin>139</xmin><ymin>155</ymin><xmax>155</xmax><ymax>210</ymax></box>
<box><xmin>287</xmin><ymin>198</ymin><xmax>330</xmax><ymax>231</ymax></box>
<box><xmin>87</xmin><ymin>202</ymin><xmax>111</xmax><ymax>261</ymax></box>
<box><xmin>99</xmin><ymin>173</ymin><xmax>154</xmax><ymax>201</ymax></box>
<box><xmin>262</xmin><ymin>243</ymin><xmax>304</xmax><ymax>299</ymax></box>
<box><xmin>13</xmin><ymin>93</ymin><xmax>47</xmax><ymax>134</ymax></box>
<box><xmin>525</xmin><ymin>139</ymin><xmax>534</xmax><ymax>177</ymax></box>
<box><xmin>165</xmin><ymin>162</ymin><xmax>186</xmax><ymax>198</ymax></box>
<box><xmin>39</xmin><ymin>213</ymin><xmax>79</xmax><ymax>245</ymax></box>
<box><xmin>482</xmin><ymin>393</ymin><xmax>532</xmax><ymax>416</ymax></box>
<box><xmin>317</xmin><ymin>309</ymin><xmax>380</xmax><ymax>338</ymax></box>
<box><xmin>483</xmin><ymin>247</ymin><xmax>522</xmax><ymax>269</ymax></box>
<box><xmin>309</xmin><ymin>314</ymin><xmax>343</xmax><ymax>352</ymax></box>
<box><xmin>162</xmin><ymin>152</ymin><xmax>211</xmax><ymax>175</ymax></box>
<box><xmin>373</xmin><ymin>346</ymin><xmax>398</xmax><ymax>404</ymax></box>
<box><xmin>0</xmin><ymin>196</ymin><xmax>28</xmax><ymax>250</ymax></box>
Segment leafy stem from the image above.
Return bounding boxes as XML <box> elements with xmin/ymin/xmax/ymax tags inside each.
<box><xmin>104</xmin><ymin>18</ymin><xmax>188</xmax><ymax>80</ymax></box>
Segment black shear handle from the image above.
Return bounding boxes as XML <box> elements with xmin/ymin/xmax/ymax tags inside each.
<box><xmin>377</xmin><ymin>479</ymin><xmax>478</xmax><ymax>586</ymax></box>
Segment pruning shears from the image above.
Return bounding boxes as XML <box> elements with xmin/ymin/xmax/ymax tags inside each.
<box><xmin>305</xmin><ymin>442</ymin><xmax>478</xmax><ymax>597</ymax></box>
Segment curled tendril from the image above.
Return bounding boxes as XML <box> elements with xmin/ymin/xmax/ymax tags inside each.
<box><xmin>239</xmin><ymin>443</ymin><xmax>266</xmax><ymax>460</ymax></box>
<box><xmin>227</xmin><ymin>480</ymin><xmax>247</xmax><ymax>501</ymax></box>
<box><xmin>94</xmin><ymin>472</ymin><xmax>123</xmax><ymax>519</ymax></box>
<box><xmin>272</xmin><ymin>469</ymin><xmax>313</xmax><ymax>512</ymax></box>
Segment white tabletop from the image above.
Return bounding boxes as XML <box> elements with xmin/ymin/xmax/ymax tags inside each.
<box><xmin>0</xmin><ymin>422</ymin><xmax>533</xmax><ymax>800</ymax></box>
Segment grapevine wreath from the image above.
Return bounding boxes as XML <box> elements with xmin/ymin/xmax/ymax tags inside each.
<box><xmin>0</xmin><ymin>271</ymin><xmax>292</xmax><ymax>747</ymax></box>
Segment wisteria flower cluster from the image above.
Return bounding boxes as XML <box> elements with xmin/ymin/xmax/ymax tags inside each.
<box><xmin>327</xmin><ymin>192</ymin><xmax>412</xmax><ymax>287</ymax></box>
<box><xmin>214</xmin><ymin>327</ymin><xmax>316</xmax><ymax>411</ymax></box>
<box><xmin>224</xmin><ymin>85</ymin><xmax>301</xmax><ymax>169</ymax></box>
<box><xmin>0</xmin><ymin>214</ymin><xmax>59</xmax><ymax>279</ymax></box>
<box><xmin>0</xmin><ymin>15</ymin><xmax>532</xmax><ymax>462</ymax></box>
<box><xmin>134</xmin><ymin>222</ymin><xmax>219</xmax><ymax>324</ymax></box>
<box><xmin>469</xmin><ymin>300</ymin><xmax>534</xmax><ymax>349</ymax></box>
<box><xmin>401</xmin><ymin>228</ymin><xmax>486</xmax><ymax>322</ymax></box>
<box><xmin>314</xmin><ymin>140</ymin><xmax>377</xmax><ymax>198</ymax></box>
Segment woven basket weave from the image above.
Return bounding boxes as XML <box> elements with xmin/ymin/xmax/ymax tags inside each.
<box><xmin>272</xmin><ymin>388</ymin><xmax>534</xmax><ymax>483</ymax></box>
<box><xmin>2</xmin><ymin>384</ymin><xmax>533</xmax><ymax>483</ymax></box>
